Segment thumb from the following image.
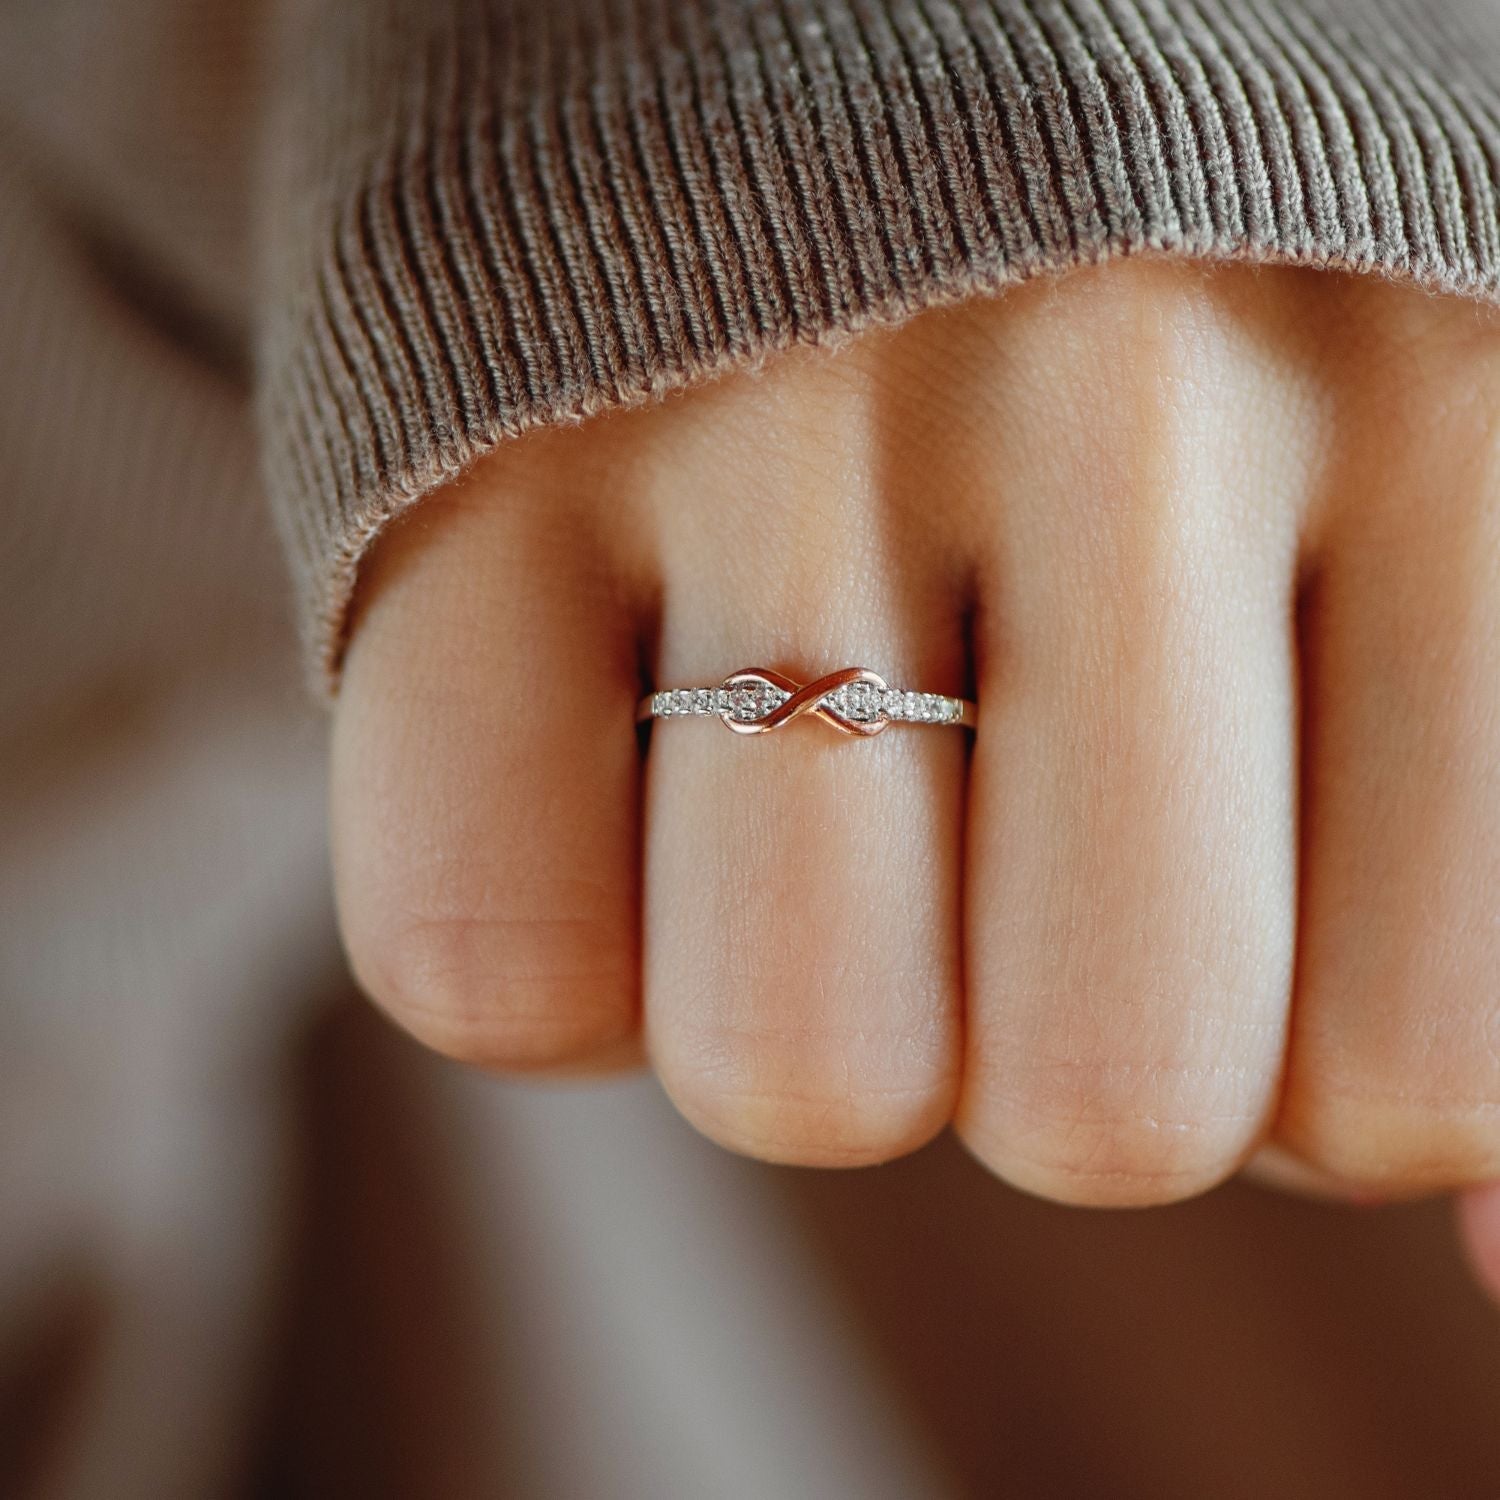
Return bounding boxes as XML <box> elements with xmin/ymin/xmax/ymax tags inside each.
<box><xmin>1457</xmin><ymin>1184</ymin><xmax>1500</xmax><ymax>1306</ymax></box>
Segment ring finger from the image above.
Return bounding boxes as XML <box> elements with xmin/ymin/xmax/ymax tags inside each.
<box><xmin>640</xmin><ymin>357</ymin><xmax>969</xmax><ymax>1165</ymax></box>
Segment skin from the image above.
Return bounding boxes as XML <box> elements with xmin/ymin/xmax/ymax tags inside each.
<box><xmin>328</xmin><ymin>260</ymin><xmax>1500</xmax><ymax>1299</ymax></box>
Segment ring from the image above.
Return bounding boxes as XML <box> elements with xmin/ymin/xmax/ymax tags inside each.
<box><xmin>638</xmin><ymin>667</ymin><xmax>977</xmax><ymax>737</ymax></box>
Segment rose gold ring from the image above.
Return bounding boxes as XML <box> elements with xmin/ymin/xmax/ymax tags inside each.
<box><xmin>638</xmin><ymin>667</ymin><xmax>977</xmax><ymax>737</ymax></box>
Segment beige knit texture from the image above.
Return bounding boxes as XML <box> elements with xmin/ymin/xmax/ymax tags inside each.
<box><xmin>255</xmin><ymin>0</ymin><xmax>1500</xmax><ymax>693</ymax></box>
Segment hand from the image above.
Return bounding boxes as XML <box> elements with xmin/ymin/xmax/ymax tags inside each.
<box><xmin>327</xmin><ymin>260</ymin><xmax>1500</xmax><ymax>1292</ymax></box>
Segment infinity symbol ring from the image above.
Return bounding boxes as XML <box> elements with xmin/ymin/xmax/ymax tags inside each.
<box><xmin>638</xmin><ymin>667</ymin><xmax>977</xmax><ymax>737</ymax></box>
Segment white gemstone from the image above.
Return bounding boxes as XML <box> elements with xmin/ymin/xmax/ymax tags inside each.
<box><xmin>653</xmin><ymin>679</ymin><xmax>960</xmax><ymax>727</ymax></box>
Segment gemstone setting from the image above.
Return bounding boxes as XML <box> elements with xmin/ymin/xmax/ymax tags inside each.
<box><xmin>645</xmin><ymin>670</ymin><xmax>971</xmax><ymax>733</ymax></box>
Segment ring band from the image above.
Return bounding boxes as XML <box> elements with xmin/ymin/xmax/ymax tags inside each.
<box><xmin>638</xmin><ymin>666</ymin><xmax>977</xmax><ymax>737</ymax></box>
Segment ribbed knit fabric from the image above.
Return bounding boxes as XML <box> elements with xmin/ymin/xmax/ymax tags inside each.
<box><xmin>256</xmin><ymin>0</ymin><xmax>1500</xmax><ymax>692</ymax></box>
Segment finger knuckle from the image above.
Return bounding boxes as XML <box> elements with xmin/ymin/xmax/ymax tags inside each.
<box><xmin>1287</xmin><ymin>1075</ymin><xmax>1500</xmax><ymax>1188</ymax></box>
<box><xmin>348</xmin><ymin>901</ymin><xmax>636</xmax><ymax>1070</ymax></box>
<box><xmin>658</xmin><ymin>1015</ymin><xmax>954</xmax><ymax>1168</ymax></box>
<box><xmin>961</xmin><ymin>1048</ymin><xmax>1261</xmax><ymax>1207</ymax></box>
<box><xmin>1284</xmin><ymin>958</ymin><xmax>1500</xmax><ymax>1187</ymax></box>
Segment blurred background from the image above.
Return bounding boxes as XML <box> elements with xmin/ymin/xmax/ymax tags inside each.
<box><xmin>2</xmin><ymin>3</ymin><xmax>1499</xmax><ymax>1497</ymax></box>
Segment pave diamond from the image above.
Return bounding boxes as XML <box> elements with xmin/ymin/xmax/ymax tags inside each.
<box><xmin>721</xmin><ymin>683</ymin><xmax>789</xmax><ymax>721</ymax></box>
<box><xmin>842</xmin><ymin>682</ymin><xmax>878</xmax><ymax>721</ymax></box>
<box><xmin>808</xmin><ymin>679</ymin><xmax>883</xmax><ymax>725</ymax></box>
